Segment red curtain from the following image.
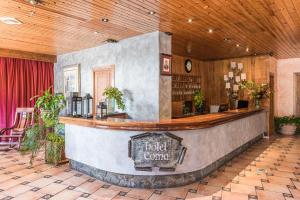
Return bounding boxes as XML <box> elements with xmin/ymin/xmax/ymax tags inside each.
<box><xmin>0</xmin><ymin>57</ymin><xmax>54</xmax><ymax>129</ymax></box>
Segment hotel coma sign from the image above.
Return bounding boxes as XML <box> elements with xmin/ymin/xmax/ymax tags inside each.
<box><xmin>128</xmin><ymin>132</ymin><xmax>187</xmax><ymax>171</ymax></box>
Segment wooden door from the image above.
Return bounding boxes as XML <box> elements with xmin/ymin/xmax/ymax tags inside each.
<box><xmin>295</xmin><ymin>74</ymin><xmax>300</xmax><ymax>117</ymax></box>
<box><xmin>269</xmin><ymin>74</ymin><xmax>275</xmax><ymax>135</ymax></box>
<box><xmin>93</xmin><ymin>66</ymin><xmax>115</xmax><ymax>114</ymax></box>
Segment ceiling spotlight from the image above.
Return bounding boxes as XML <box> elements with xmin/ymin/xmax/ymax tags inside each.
<box><xmin>236</xmin><ymin>44</ymin><xmax>240</xmax><ymax>47</ymax></box>
<box><xmin>188</xmin><ymin>18</ymin><xmax>192</xmax><ymax>23</ymax></box>
<box><xmin>101</xmin><ymin>18</ymin><xmax>109</xmax><ymax>22</ymax></box>
<box><xmin>27</xmin><ymin>0</ymin><xmax>39</xmax><ymax>5</ymax></box>
<box><xmin>148</xmin><ymin>11</ymin><xmax>156</xmax><ymax>15</ymax></box>
<box><xmin>246</xmin><ymin>47</ymin><xmax>249</xmax><ymax>52</ymax></box>
<box><xmin>208</xmin><ymin>29</ymin><xmax>213</xmax><ymax>33</ymax></box>
<box><xmin>94</xmin><ymin>31</ymin><xmax>99</xmax><ymax>35</ymax></box>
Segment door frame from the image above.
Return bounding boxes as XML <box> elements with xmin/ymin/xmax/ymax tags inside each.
<box><xmin>92</xmin><ymin>65</ymin><xmax>115</xmax><ymax>116</ymax></box>
<box><xmin>294</xmin><ymin>73</ymin><xmax>300</xmax><ymax>117</ymax></box>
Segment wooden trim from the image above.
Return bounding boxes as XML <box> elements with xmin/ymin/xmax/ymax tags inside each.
<box><xmin>60</xmin><ymin>108</ymin><xmax>264</xmax><ymax>131</ymax></box>
<box><xmin>0</xmin><ymin>48</ymin><xmax>56</xmax><ymax>63</ymax></box>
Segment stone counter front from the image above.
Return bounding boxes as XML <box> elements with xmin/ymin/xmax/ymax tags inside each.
<box><xmin>63</xmin><ymin>110</ymin><xmax>266</xmax><ymax>188</ymax></box>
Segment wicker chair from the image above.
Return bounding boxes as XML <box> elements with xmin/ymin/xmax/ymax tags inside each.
<box><xmin>0</xmin><ymin>108</ymin><xmax>34</xmax><ymax>149</ymax></box>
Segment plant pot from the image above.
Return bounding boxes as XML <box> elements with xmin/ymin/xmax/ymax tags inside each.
<box><xmin>280</xmin><ymin>124</ymin><xmax>297</xmax><ymax>135</ymax></box>
<box><xmin>45</xmin><ymin>141</ymin><xmax>66</xmax><ymax>166</ymax></box>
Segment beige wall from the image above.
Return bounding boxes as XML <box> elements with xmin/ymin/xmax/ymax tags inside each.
<box><xmin>276</xmin><ymin>58</ymin><xmax>300</xmax><ymax>116</ymax></box>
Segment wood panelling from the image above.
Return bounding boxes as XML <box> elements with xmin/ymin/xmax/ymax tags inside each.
<box><xmin>0</xmin><ymin>48</ymin><xmax>56</xmax><ymax>63</ymax></box>
<box><xmin>1</xmin><ymin>0</ymin><xmax>300</xmax><ymax>60</ymax></box>
<box><xmin>172</xmin><ymin>54</ymin><xmax>277</xmax><ymax>135</ymax></box>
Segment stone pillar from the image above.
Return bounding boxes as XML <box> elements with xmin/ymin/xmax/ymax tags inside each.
<box><xmin>159</xmin><ymin>32</ymin><xmax>172</xmax><ymax>119</ymax></box>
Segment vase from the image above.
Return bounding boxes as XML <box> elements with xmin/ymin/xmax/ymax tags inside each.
<box><xmin>255</xmin><ymin>99</ymin><xmax>260</xmax><ymax>109</ymax></box>
<box><xmin>106</xmin><ymin>98</ymin><xmax>115</xmax><ymax>114</ymax></box>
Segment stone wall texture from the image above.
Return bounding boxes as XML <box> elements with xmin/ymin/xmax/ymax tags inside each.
<box><xmin>55</xmin><ymin>32</ymin><xmax>161</xmax><ymax>120</ymax></box>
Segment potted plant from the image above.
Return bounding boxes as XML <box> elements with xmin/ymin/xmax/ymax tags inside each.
<box><xmin>193</xmin><ymin>90</ymin><xmax>205</xmax><ymax>113</ymax></box>
<box><xmin>275</xmin><ymin>116</ymin><xmax>300</xmax><ymax>135</ymax></box>
<box><xmin>103</xmin><ymin>87</ymin><xmax>125</xmax><ymax>113</ymax></box>
<box><xmin>21</xmin><ymin>87</ymin><xmax>66</xmax><ymax>165</ymax></box>
<box><xmin>240</xmin><ymin>81</ymin><xmax>270</xmax><ymax>108</ymax></box>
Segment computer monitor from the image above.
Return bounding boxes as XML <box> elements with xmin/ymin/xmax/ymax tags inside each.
<box><xmin>237</xmin><ymin>100</ymin><xmax>249</xmax><ymax>109</ymax></box>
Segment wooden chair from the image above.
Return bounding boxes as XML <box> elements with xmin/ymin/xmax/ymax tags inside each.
<box><xmin>0</xmin><ymin>108</ymin><xmax>34</xmax><ymax>149</ymax></box>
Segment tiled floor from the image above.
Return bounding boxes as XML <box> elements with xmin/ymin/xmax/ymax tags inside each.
<box><xmin>0</xmin><ymin>136</ymin><xmax>299</xmax><ymax>200</ymax></box>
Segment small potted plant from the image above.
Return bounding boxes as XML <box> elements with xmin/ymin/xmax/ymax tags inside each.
<box><xmin>193</xmin><ymin>90</ymin><xmax>205</xmax><ymax>114</ymax></box>
<box><xmin>21</xmin><ymin>87</ymin><xmax>66</xmax><ymax>165</ymax></box>
<box><xmin>240</xmin><ymin>81</ymin><xmax>270</xmax><ymax>108</ymax></box>
<box><xmin>275</xmin><ymin>116</ymin><xmax>300</xmax><ymax>135</ymax></box>
<box><xmin>103</xmin><ymin>87</ymin><xmax>125</xmax><ymax>113</ymax></box>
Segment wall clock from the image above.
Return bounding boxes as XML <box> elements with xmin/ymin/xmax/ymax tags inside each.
<box><xmin>185</xmin><ymin>59</ymin><xmax>192</xmax><ymax>73</ymax></box>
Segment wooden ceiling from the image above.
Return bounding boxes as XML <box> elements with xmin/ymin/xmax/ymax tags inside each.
<box><xmin>1</xmin><ymin>0</ymin><xmax>300</xmax><ymax>60</ymax></box>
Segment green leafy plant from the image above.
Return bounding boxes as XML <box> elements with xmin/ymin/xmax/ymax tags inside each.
<box><xmin>274</xmin><ymin>116</ymin><xmax>300</xmax><ymax>134</ymax></box>
<box><xmin>45</xmin><ymin>132</ymin><xmax>65</xmax><ymax>165</ymax></box>
<box><xmin>240</xmin><ymin>81</ymin><xmax>270</xmax><ymax>100</ymax></box>
<box><xmin>20</xmin><ymin>124</ymin><xmax>44</xmax><ymax>165</ymax></box>
<box><xmin>103</xmin><ymin>87</ymin><xmax>125</xmax><ymax>110</ymax></box>
<box><xmin>193</xmin><ymin>90</ymin><xmax>204</xmax><ymax>111</ymax></box>
<box><xmin>31</xmin><ymin>87</ymin><xmax>66</xmax><ymax>127</ymax></box>
<box><xmin>21</xmin><ymin>87</ymin><xmax>66</xmax><ymax>165</ymax></box>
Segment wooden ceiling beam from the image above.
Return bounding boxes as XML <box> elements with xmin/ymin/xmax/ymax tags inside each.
<box><xmin>0</xmin><ymin>48</ymin><xmax>57</xmax><ymax>63</ymax></box>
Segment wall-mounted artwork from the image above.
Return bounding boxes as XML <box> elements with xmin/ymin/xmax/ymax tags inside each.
<box><xmin>63</xmin><ymin>64</ymin><xmax>80</xmax><ymax>96</ymax></box>
<box><xmin>160</xmin><ymin>54</ymin><xmax>172</xmax><ymax>76</ymax></box>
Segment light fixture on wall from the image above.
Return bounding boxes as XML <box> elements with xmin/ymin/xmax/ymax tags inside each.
<box><xmin>246</xmin><ymin>47</ymin><xmax>249</xmax><ymax>52</ymax></box>
<box><xmin>236</xmin><ymin>44</ymin><xmax>240</xmax><ymax>47</ymax></box>
<box><xmin>188</xmin><ymin>18</ymin><xmax>193</xmax><ymax>23</ymax></box>
<box><xmin>208</xmin><ymin>29</ymin><xmax>213</xmax><ymax>33</ymax></box>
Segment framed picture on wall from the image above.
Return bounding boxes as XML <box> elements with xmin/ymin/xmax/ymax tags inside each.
<box><xmin>160</xmin><ymin>54</ymin><xmax>172</xmax><ymax>76</ymax></box>
<box><xmin>63</xmin><ymin>64</ymin><xmax>80</xmax><ymax>96</ymax></box>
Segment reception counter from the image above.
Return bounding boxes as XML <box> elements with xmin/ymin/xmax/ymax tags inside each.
<box><xmin>60</xmin><ymin>108</ymin><xmax>266</xmax><ymax>188</ymax></box>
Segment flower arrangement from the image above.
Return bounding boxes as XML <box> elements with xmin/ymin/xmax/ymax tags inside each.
<box><xmin>240</xmin><ymin>81</ymin><xmax>270</xmax><ymax>108</ymax></box>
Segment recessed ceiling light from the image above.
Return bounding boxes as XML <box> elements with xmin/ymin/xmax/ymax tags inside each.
<box><xmin>102</xmin><ymin>18</ymin><xmax>109</xmax><ymax>22</ymax></box>
<box><xmin>246</xmin><ymin>47</ymin><xmax>249</xmax><ymax>52</ymax></box>
<box><xmin>164</xmin><ymin>32</ymin><xmax>173</xmax><ymax>36</ymax></box>
<box><xmin>208</xmin><ymin>29</ymin><xmax>213</xmax><ymax>33</ymax></box>
<box><xmin>0</xmin><ymin>16</ymin><xmax>22</xmax><ymax>25</ymax></box>
<box><xmin>94</xmin><ymin>31</ymin><xmax>99</xmax><ymax>35</ymax></box>
<box><xmin>236</xmin><ymin>44</ymin><xmax>240</xmax><ymax>47</ymax></box>
<box><xmin>148</xmin><ymin>11</ymin><xmax>156</xmax><ymax>15</ymax></box>
<box><xmin>188</xmin><ymin>18</ymin><xmax>192</xmax><ymax>23</ymax></box>
<box><xmin>27</xmin><ymin>0</ymin><xmax>39</xmax><ymax>5</ymax></box>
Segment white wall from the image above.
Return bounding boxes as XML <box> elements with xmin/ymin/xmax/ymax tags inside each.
<box><xmin>276</xmin><ymin>58</ymin><xmax>300</xmax><ymax>116</ymax></box>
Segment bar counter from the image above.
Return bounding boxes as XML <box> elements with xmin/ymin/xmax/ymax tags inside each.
<box><xmin>59</xmin><ymin>108</ymin><xmax>263</xmax><ymax>131</ymax></box>
<box><xmin>60</xmin><ymin>108</ymin><xmax>266</xmax><ymax>188</ymax></box>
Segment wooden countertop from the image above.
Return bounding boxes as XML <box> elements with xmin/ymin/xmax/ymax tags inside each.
<box><xmin>59</xmin><ymin>108</ymin><xmax>264</xmax><ymax>131</ymax></box>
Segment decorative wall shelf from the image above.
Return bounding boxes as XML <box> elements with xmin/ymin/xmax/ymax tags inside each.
<box><xmin>172</xmin><ymin>74</ymin><xmax>201</xmax><ymax>102</ymax></box>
